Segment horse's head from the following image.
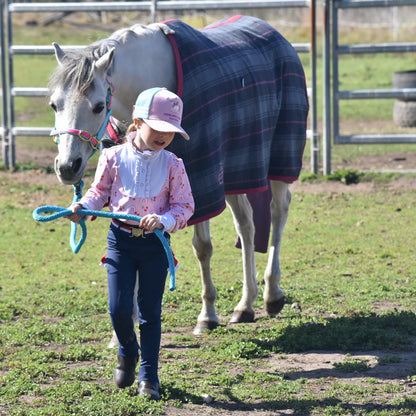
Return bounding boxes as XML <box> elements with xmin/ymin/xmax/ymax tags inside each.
<box><xmin>49</xmin><ymin>43</ymin><xmax>115</xmax><ymax>185</ymax></box>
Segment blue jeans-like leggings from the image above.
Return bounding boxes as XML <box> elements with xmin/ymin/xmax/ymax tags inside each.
<box><xmin>105</xmin><ymin>222</ymin><xmax>168</xmax><ymax>384</ymax></box>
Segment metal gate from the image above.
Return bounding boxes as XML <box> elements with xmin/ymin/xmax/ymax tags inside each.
<box><xmin>0</xmin><ymin>0</ymin><xmax>318</xmax><ymax>171</ymax></box>
<box><xmin>324</xmin><ymin>0</ymin><xmax>416</xmax><ymax>174</ymax></box>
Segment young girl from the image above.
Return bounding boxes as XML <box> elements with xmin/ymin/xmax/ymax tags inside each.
<box><xmin>67</xmin><ymin>87</ymin><xmax>194</xmax><ymax>400</ymax></box>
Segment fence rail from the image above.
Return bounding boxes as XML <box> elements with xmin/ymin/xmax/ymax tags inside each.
<box><xmin>8</xmin><ymin>0</ymin><xmax>311</xmax><ymax>13</ymax></box>
<box><xmin>336</xmin><ymin>0</ymin><xmax>416</xmax><ymax>8</ymax></box>
<box><xmin>338</xmin><ymin>42</ymin><xmax>416</xmax><ymax>54</ymax></box>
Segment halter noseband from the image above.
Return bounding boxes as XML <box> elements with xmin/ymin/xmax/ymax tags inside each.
<box><xmin>50</xmin><ymin>77</ymin><xmax>115</xmax><ymax>155</ymax></box>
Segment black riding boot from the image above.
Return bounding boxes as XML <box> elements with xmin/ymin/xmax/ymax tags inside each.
<box><xmin>113</xmin><ymin>354</ymin><xmax>139</xmax><ymax>388</ymax></box>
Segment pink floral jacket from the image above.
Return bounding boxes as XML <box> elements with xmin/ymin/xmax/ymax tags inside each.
<box><xmin>80</xmin><ymin>138</ymin><xmax>194</xmax><ymax>233</ymax></box>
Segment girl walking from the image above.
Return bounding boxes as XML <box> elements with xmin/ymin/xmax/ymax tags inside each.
<box><xmin>67</xmin><ymin>87</ymin><xmax>194</xmax><ymax>399</ymax></box>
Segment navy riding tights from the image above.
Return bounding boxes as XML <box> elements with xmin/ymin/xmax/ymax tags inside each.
<box><xmin>105</xmin><ymin>222</ymin><xmax>168</xmax><ymax>384</ymax></box>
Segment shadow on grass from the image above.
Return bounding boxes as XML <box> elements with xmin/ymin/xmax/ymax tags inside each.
<box><xmin>259</xmin><ymin>310</ymin><xmax>416</xmax><ymax>353</ymax></box>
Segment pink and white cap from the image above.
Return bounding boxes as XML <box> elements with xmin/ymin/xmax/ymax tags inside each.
<box><xmin>132</xmin><ymin>87</ymin><xmax>189</xmax><ymax>140</ymax></box>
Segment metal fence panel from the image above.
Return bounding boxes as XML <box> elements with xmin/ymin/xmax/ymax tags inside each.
<box><xmin>1</xmin><ymin>0</ymin><xmax>317</xmax><ymax>172</ymax></box>
<box><xmin>326</xmin><ymin>0</ymin><xmax>416</xmax><ymax>174</ymax></box>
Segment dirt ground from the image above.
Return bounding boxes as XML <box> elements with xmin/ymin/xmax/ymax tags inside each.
<box><xmin>13</xmin><ymin>143</ymin><xmax>416</xmax><ymax>193</ymax></box>
<box><xmin>5</xmin><ymin>145</ymin><xmax>416</xmax><ymax>415</ymax></box>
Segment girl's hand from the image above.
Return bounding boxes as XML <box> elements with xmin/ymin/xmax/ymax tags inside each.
<box><xmin>65</xmin><ymin>203</ymin><xmax>85</xmax><ymax>223</ymax></box>
<box><xmin>140</xmin><ymin>214</ymin><xmax>163</xmax><ymax>232</ymax></box>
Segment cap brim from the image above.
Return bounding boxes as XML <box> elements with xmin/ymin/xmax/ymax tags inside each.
<box><xmin>144</xmin><ymin>119</ymin><xmax>189</xmax><ymax>140</ymax></box>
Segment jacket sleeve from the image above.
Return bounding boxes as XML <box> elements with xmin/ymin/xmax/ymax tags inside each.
<box><xmin>166</xmin><ymin>156</ymin><xmax>194</xmax><ymax>233</ymax></box>
<box><xmin>79</xmin><ymin>150</ymin><xmax>113</xmax><ymax>212</ymax></box>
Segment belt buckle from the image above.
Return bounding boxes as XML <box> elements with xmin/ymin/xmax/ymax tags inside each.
<box><xmin>130</xmin><ymin>227</ymin><xmax>145</xmax><ymax>238</ymax></box>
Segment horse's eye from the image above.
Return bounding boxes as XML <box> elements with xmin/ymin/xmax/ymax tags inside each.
<box><xmin>93</xmin><ymin>103</ymin><xmax>105</xmax><ymax>114</ymax></box>
<box><xmin>49</xmin><ymin>102</ymin><xmax>57</xmax><ymax>112</ymax></box>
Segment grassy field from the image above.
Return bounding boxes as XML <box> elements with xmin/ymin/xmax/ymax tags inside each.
<box><xmin>1</xmin><ymin>9</ymin><xmax>416</xmax><ymax>416</ymax></box>
<box><xmin>1</xmin><ymin>169</ymin><xmax>416</xmax><ymax>415</ymax></box>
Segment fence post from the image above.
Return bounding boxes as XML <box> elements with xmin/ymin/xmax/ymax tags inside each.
<box><xmin>151</xmin><ymin>0</ymin><xmax>157</xmax><ymax>23</ymax></box>
<box><xmin>5</xmin><ymin>0</ymin><xmax>15</xmax><ymax>168</ymax></box>
<box><xmin>323</xmin><ymin>0</ymin><xmax>332</xmax><ymax>175</ymax></box>
<box><xmin>309</xmin><ymin>0</ymin><xmax>318</xmax><ymax>174</ymax></box>
<box><xmin>1</xmin><ymin>0</ymin><xmax>10</xmax><ymax>168</ymax></box>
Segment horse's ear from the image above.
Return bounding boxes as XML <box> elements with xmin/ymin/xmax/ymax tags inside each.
<box><xmin>52</xmin><ymin>42</ymin><xmax>66</xmax><ymax>65</ymax></box>
<box><xmin>95</xmin><ymin>47</ymin><xmax>115</xmax><ymax>75</ymax></box>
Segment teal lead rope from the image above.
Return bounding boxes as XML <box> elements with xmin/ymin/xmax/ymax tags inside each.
<box><xmin>70</xmin><ymin>181</ymin><xmax>86</xmax><ymax>253</ymax></box>
<box><xmin>32</xmin><ymin>191</ymin><xmax>176</xmax><ymax>291</ymax></box>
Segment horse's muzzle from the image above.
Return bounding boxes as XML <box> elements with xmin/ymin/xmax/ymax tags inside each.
<box><xmin>54</xmin><ymin>156</ymin><xmax>83</xmax><ymax>185</ymax></box>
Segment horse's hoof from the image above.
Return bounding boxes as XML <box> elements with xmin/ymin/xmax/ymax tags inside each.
<box><xmin>229</xmin><ymin>310</ymin><xmax>255</xmax><ymax>324</ymax></box>
<box><xmin>193</xmin><ymin>320</ymin><xmax>219</xmax><ymax>335</ymax></box>
<box><xmin>265</xmin><ymin>296</ymin><xmax>286</xmax><ymax>316</ymax></box>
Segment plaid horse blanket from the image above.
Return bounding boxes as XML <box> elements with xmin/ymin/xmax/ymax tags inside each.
<box><xmin>164</xmin><ymin>15</ymin><xmax>309</xmax><ymax>238</ymax></box>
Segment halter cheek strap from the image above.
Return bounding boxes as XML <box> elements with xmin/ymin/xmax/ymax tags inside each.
<box><xmin>50</xmin><ymin>77</ymin><xmax>115</xmax><ymax>155</ymax></box>
<box><xmin>106</xmin><ymin>116</ymin><xmax>124</xmax><ymax>145</ymax></box>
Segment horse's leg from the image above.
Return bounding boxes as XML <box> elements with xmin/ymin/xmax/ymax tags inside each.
<box><xmin>264</xmin><ymin>180</ymin><xmax>291</xmax><ymax>315</ymax></box>
<box><xmin>108</xmin><ymin>331</ymin><xmax>119</xmax><ymax>349</ymax></box>
<box><xmin>192</xmin><ymin>221</ymin><xmax>219</xmax><ymax>334</ymax></box>
<box><xmin>226</xmin><ymin>194</ymin><xmax>258</xmax><ymax>324</ymax></box>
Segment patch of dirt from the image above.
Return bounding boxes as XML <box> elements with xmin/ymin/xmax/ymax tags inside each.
<box><xmin>344</xmin><ymin>152</ymin><xmax>416</xmax><ymax>172</ymax></box>
<box><xmin>291</xmin><ymin>174</ymin><xmax>416</xmax><ymax>195</ymax></box>
<box><xmin>17</xmin><ymin>145</ymin><xmax>58</xmax><ymax>170</ymax></box>
<box><xmin>292</xmin><ymin>150</ymin><xmax>416</xmax><ymax>194</ymax></box>
<box><xmin>12</xmin><ymin>143</ymin><xmax>416</xmax><ymax>195</ymax></box>
<box><xmin>271</xmin><ymin>350</ymin><xmax>416</xmax><ymax>381</ymax></box>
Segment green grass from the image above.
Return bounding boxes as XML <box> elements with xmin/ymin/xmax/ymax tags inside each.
<box><xmin>1</xmin><ymin>170</ymin><xmax>416</xmax><ymax>415</ymax></box>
